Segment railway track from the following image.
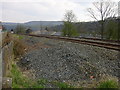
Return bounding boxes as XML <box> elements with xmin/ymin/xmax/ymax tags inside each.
<box><xmin>24</xmin><ymin>34</ymin><xmax>120</xmax><ymax>51</ymax></box>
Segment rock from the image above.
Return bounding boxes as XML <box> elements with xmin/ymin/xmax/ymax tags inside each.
<box><xmin>2</xmin><ymin>77</ymin><xmax>12</xmax><ymax>88</ymax></box>
<box><xmin>18</xmin><ymin>36</ymin><xmax>119</xmax><ymax>86</ymax></box>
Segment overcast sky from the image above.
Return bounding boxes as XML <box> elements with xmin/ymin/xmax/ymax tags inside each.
<box><xmin>0</xmin><ymin>0</ymin><xmax>119</xmax><ymax>23</ymax></box>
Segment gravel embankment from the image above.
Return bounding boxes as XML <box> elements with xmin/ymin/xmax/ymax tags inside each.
<box><xmin>18</xmin><ymin>36</ymin><xmax>119</xmax><ymax>86</ymax></box>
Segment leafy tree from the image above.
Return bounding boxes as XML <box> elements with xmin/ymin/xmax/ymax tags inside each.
<box><xmin>105</xmin><ymin>18</ymin><xmax>118</xmax><ymax>40</ymax></box>
<box><xmin>62</xmin><ymin>22</ymin><xmax>78</xmax><ymax>37</ymax></box>
<box><xmin>118</xmin><ymin>17</ymin><xmax>120</xmax><ymax>40</ymax></box>
<box><xmin>15</xmin><ymin>24</ymin><xmax>26</xmax><ymax>34</ymax></box>
<box><xmin>62</xmin><ymin>10</ymin><xmax>78</xmax><ymax>37</ymax></box>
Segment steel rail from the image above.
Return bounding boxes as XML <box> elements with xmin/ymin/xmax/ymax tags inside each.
<box><xmin>24</xmin><ymin>34</ymin><xmax>120</xmax><ymax>51</ymax></box>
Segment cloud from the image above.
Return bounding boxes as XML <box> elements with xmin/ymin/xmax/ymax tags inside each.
<box><xmin>0</xmin><ymin>3</ymin><xmax>2</xmax><ymax>21</ymax></box>
<box><xmin>1</xmin><ymin>0</ymin><xmax>119</xmax><ymax>23</ymax></box>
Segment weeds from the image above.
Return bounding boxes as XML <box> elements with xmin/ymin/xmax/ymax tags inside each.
<box><xmin>2</xmin><ymin>33</ymin><xmax>27</xmax><ymax>58</ymax></box>
<box><xmin>11</xmin><ymin>64</ymin><xmax>44</xmax><ymax>88</ymax></box>
<box><xmin>2</xmin><ymin>32</ymin><xmax>12</xmax><ymax>47</ymax></box>
<box><xmin>13</xmin><ymin>34</ymin><xmax>24</xmax><ymax>40</ymax></box>
<box><xmin>11</xmin><ymin>63</ymin><xmax>73</xmax><ymax>88</ymax></box>
<box><xmin>97</xmin><ymin>80</ymin><xmax>119</xmax><ymax>88</ymax></box>
<box><xmin>53</xmin><ymin>81</ymin><xmax>74</xmax><ymax>88</ymax></box>
<box><xmin>13</xmin><ymin>38</ymin><xmax>26</xmax><ymax>58</ymax></box>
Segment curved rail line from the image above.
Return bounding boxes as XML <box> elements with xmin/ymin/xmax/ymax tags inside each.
<box><xmin>24</xmin><ymin>34</ymin><xmax>120</xmax><ymax>51</ymax></box>
<box><xmin>78</xmin><ymin>37</ymin><xmax>119</xmax><ymax>43</ymax></box>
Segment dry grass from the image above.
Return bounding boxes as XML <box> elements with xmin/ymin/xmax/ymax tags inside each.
<box><xmin>87</xmin><ymin>74</ymin><xmax>119</xmax><ymax>88</ymax></box>
<box><xmin>13</xmin><ymin>38</ymin><xmax>27</xmax><ymax>58</ymax></box>
<box><xmin>2</xmin><ymin>32</ymin><xmax>12</xmax><ymax>47</ymax></box>
<box><xmin>2</xmin><ymin>33</ymin><xmax>28</xmax><ymax>58</ymax></box>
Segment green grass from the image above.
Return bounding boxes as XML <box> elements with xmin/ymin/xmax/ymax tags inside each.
<box><xmin>97</xmin><ymin>80</ymin><xmax>119</xmax><ymax>88</ymax></box>
<box><xmin>18</xmin><ymin>35</ymin><xmax>24</xmax><ymax>40</ymax></box>
<box><xmin>12</xmin><ymin>63</ymin><xmax>119</xmax><ymax>88</ymax></box>
<box><xmin>53</xmin><ymin>82</ymin><xmax>74</xmax><ymax>88</ymax></box>
<box><xmin>11</xmin><ymin>64</ymin><xmax>44</xmax><ymax>88</ymax></box>
<box><xmin>13</xmin><ymin>34</ymin><xmax>24</xmax><ymax>40</ymax></box>
<box><xmin>37</xmin><ymin>79</ymin><xmax>48</xmax><ymax>85</ymax></box>
<box><xmin>10</xmin><ymin>64</ymin><xmax>73</xmax><ymax>88</ymax></box>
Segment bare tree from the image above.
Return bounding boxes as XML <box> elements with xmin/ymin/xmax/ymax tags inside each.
<box><xmin>64</xmin><ymin>10</ymin><xmax>77</xmax><ymax>23</ymax></box>
<box><xmin>62</xmin><ymin>10</ymin><xmax>78</xmax><ymax>37</ymax></box>
<box><xmin>87</xmin><ymin>0</ymin><xmax>117</xmax><ymax>39</ymax></box>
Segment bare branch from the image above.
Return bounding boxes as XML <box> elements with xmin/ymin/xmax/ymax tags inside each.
<box><xmin>88</xmin><ymin>0</ymin><xmax>117</xmax><ymax>21</ymax></box>
<box><xmin>87</xmin><ymin>0</ymin><xmax>117</xmax><ymax>39</ymax></box>
<box><xmin>64</xmin><ymin>10</ymin><xmax>77</xmax><ymax>22</ymax></box>
<box><xmin>87</xmin><ymin>8</ymin><xmax>99</xmax><ymax>21</ymax></box>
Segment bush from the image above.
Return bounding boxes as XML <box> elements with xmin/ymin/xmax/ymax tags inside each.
<box><xmin>98</xmin><ymin>80</ymin><xmax>119</xmax><ymax>88</ymax></box>
<box><xmin>53</xmin><ymin>82</ymin><xmax>74</xmax><ymax>88</ymax></box>
<box><xmin>105</xmin><ymin>19</ymin><xmax>119</xmax><ymax>40</ymax></box>
<box><xmin>2</xmin><ymin>33</ymin><xmax>27</xmax><ymax>58</ymax></box>
<box><xmin>13</xmin><ymin>38</ymin><xmax>26</xmax><ymax>58</ymax></box>
<box><xmin>62</xmin><ymin>22</ymin><xmax>78</xmax><ymax>37</ymax></box>
<box><xmin>2</xmin><ymin>33</ymin><xmax>12</xmax><ymax>47</ymax></box>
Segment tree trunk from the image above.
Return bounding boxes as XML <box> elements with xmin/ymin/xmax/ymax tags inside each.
<box><xmin>101</xmin><ymin>21</ymin><xmax>104</xmax><ymax>39</ymax></box>
<box><xmin>118</xmin><ymin>18</ymin><xmax>120</xmax><ymax>41</ymax></box>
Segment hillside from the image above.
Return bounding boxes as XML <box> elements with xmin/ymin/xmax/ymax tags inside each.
<box><xmin>2</xmin><ymin>21</ymin><xmax>100</xmax><ymax>33</ymax></box>
<box><xmin>2</xmin><ymin>21</ymin><xmax>63</xmax><ymax>31</ymax></box>
<box><xmin>2</xmin><ymin>18</ymin><xmax>118</xmax><ymax>38</ymax></box>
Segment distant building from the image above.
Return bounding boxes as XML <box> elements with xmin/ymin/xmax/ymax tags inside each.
<box><xmin>26</xmin><ymin>28</ymin><xmax>32</xmax><ymax>34</ymax></box>
<box><xmin>11</xmin><ymin>29</ymin><xmax>14</xmax><ymax>33</ymax></box>
<box><xmin>52</xmin><ymin>32</ymin><xmax>61</xmax><ymax>36</ymax></box>
<box><xmin>32</xmin><ymin>30</ymin><xmax>56</xmax><ymax>35</ymax></box>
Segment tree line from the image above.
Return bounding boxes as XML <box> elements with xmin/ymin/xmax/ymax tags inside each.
<box><xmin>62</xmin><ymin>0</ymin><xmax>119</xmax><ymax>40</ymax></box>
<box><xmin>3</xmin><ymin>0</ymin><xmax>119</xmax><ymax>40</ymax></box>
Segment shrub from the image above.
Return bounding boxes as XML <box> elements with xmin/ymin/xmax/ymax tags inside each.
<box><xmin>2</xmin><ymin>33</ymin><xmax>27</xmax><ymax>58</ymax></box>
<box><xmin>98</xmin><ymin>80</ymin><xmax>119</xmax><ymax>88</ymax></box>
<box><xmin>54</xmin><ymin>82</ymin><xmax>74</xmax><ymax>88</ymax></box>
<box><xmin>13</xmin><ymin>38</ymin><xmax>26</xmax><ymax>58</ymax></box>
<box><xmin>62</xmin><ymin>22</ymin><xmax>78</xmax><ymax>37</ymax></box>
<box><xmin>2</xmin><ymin>32</ymin><xmax>12</xmax><ymax>47</ymax></box>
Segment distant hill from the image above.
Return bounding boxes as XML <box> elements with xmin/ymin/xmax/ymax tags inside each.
<box><xmin>2</xmin><ymin>17</ymin><xmax>118</xmax><ymax>34</ymax></box>
<box><xmin>25</xmin><ymin>21</ymin><xmax>63</xmax><ymax>26</ymax></box>
<box><xmin>2</xmin><ymin>21</ymin><xmax>63</xmax><ymax>31</ymax></box>
<box><xmin>2</xmin><ymin>21</ymin><xmax>99</xmax><ymax>32</ymax></box>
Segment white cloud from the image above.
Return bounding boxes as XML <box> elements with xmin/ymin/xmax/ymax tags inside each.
<box><xmin>0</xmin><ymin>3</ymin><xmax>2</xmax><ymax>21</ymax></box>
<box><xmin>0</xmin><ymin>0</ymin><xmax>119</xmax><ymax>22</ymax></box>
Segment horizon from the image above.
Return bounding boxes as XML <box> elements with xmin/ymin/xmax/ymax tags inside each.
<box><xmin>2</xmin><ymin>20</ymin><xmax>96</xmax><ymax>23</ymax></box>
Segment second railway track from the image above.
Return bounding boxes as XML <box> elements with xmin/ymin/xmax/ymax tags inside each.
<box><xmin>23</xmin><ymin>34</ymin><xmax>120</xmax><ymax>51</ymax></box>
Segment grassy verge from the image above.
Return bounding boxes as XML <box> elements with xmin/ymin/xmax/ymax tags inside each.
<box><xmin>53</xmin><ymin>82</ymin><xmax>74</xmax><ymax>88</ymax></box>
<box><xmin>10</xmin><ymin>63</ymin><xmax>74</xmax><ymax>88</ymax></box>
<box><xmin>13</xmin><ymin>34</ymin><xmax>24</xmax><ymax>40</ymax></box>
<box><xmin>6</xmin><ymin>33</ymin><xmax>73</xmax><ymax>88</ymax></box>
<box><xmin>97</xmin><ymin>80</ymin><xmax>119</xmax><ymax>88</ymax></box>
<box><xmin>10</xmin><ymin>63</ymin><xmax>120</xmax><ymax>89</ymax></box>
<box><xmin>10</xmin><ymin>64</ymin><xmax>44</xmax><ymax>88</ymax></box>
